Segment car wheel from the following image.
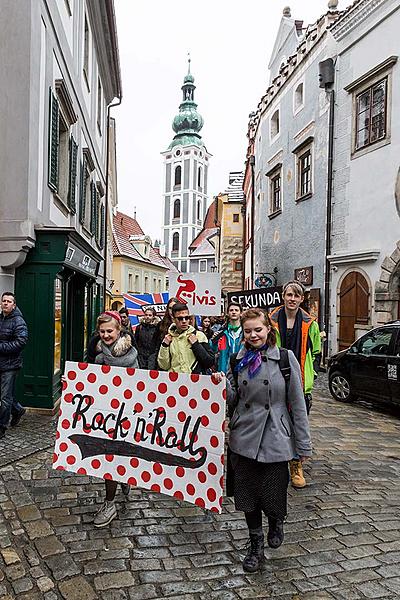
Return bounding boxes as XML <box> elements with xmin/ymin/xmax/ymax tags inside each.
<box><xmin>329</xmin><ymin>371</ymin><xmax>353</xmax><ymax>403</ymax></box>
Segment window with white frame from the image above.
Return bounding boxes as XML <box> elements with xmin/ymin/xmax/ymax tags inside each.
<box><xmin>346</xmin><ymin>56</ymin><xmax>396</xmax><ymax>156</ymax></box>
<box><xmin>97</xmin><ymin>78</ymin><xmax>102</xmax><ymax>134</ymax></box>
<box><xmin>83</xmin><ymin>14</ymin><xmax>90</xmax><ymax>90</ymax></box>
<box><xmin>199</xmin><ymin>259</ymin><xmax>207</xmax><ymax>272</ymax></box>
<box><xmin>268</xmin><ymin>166</ymin><xmax>282</xmax><ymax>215</ymax></box>
<box><xmin>296</xmin><ymin>144</ymin><xmax>313</xmax><ymax>200</ymax></box>
<box><xmin>355</xmin><ymin>78</ymin><xmax>387</xmax><ymax>151</ymax></box>
<box><xmin>270</xmin><ymin>109</ymin><xmax>280</xmax><ymax>139</ymax></box>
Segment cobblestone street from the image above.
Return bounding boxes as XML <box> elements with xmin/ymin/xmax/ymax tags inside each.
<box><xmin>0</xmin><ymin>378</ymin><xmax>399</xmax><ymax>600</ymax></box>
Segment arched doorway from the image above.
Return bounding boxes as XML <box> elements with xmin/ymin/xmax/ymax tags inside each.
<box><xmin>338</xmin><ymin>271</ymin><xmax>369</xmax><ymax>350</ymax></box>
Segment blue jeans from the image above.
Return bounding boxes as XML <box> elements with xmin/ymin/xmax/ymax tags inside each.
<box><xmin>0</xmin><ymin>370</ymin><xmax>22</xmax><ymax>429</ymax></box>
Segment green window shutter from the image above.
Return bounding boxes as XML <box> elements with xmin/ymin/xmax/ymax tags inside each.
<box><xmin>90</xmin><ymin>182</ymin><xmax>97</xmax><ymax>235</ymax></box>
<box><xmin>48</xmin><ymin>88</ymin><xmax>60</xmax><ymax>192</ymax></box>
<box><xmin>67</xmin><ymin>136</ymin><xmax>78</xmax><ymax>213</ymax></box>
<box><xmin>79</xmin><ymin>157</ymin><xmax>87</xmax><ymax>225</ymax></box>
<box><xmin>99</xmin><ymin>204</ymin><xmax>105</xmax><ymax>250</ymax></box>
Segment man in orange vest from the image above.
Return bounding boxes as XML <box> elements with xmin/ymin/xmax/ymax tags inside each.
<box><xmin>270</xmin><ymin>281</ymin><xmax>321</xmax><ymax>488</ymax></box>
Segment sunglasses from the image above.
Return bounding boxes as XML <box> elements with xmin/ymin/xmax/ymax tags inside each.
<box><xmin>175</xmin><ymin>315</ymin><xmax>190</xmax><ymax>322</ymax></box>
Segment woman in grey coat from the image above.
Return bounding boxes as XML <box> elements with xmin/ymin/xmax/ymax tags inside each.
<box><xmin>90</xmin><ymin>311</ymin><xmax>139</xmax><ymax>528</ymax></box>
<box><xmin>220</xmin><ymin>308</ymin><xmax>312</xmax><ymax>573</ymax></box>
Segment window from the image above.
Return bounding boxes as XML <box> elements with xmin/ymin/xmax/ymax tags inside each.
<box><xmin>83</xmin><ymin>14</ymin><xmax>90</xmax><ymax>89</ymax></box>
<box><xmin>355</xmin><ymin>78</ymin><xmax>387</xmax><ymax>151</ymax></box>
<box><xmin>356</xmin><ymin>328</ymin><xmax>394</xmax><ymax>356</ymax></box>
<box><xmin>294</xmin><ymin>82</ymin><xmax>304</xmax><ymax>113</ymax></box>
<box><xmin>197</xmin><ymin>199</ymin><xmax>202</xmax><ymax>221</ymax></box>
<box><xmin>198</xmin><ymin>166</ymin><xmax>202</xmax><ymax>190</ymax></box>
<box><xmin>128</xmin><ymin>273</ymin><xmax>133</xmax><ymax>291</ymax></box>
<box><xmin>79</xmin><ymin>148</ymin><xmax>95</xmax><ymax>229</ymax></box>
<box><xmin>269</xmin><ymin>168</ymin><xmax>282</xmax><ymax>215</ymax></box>
<box><xmin>54</xmin><ymin>278</ymin><xmax>62</xmax><ymax>374</ymax></box>
<box><xmin>174</xmin><ymin>165</ymin><xmax>182</xmax><ymax>187</ymax></box>
<box><xmin>135</xmin><ymin>274</ymin><xmax>139</xmax><ymax>291</ymax></box>
<box><xmin>97</xmin><ymin>78</ymin><xmax>102</xmax><ymax>134</ymax></box>
<box><xmin>144</xmin><ymin>276</ymin><xmax>149</xmax><ymax>293</ymax></box>
<box><xmin>234</xmin><ymin>260</ymin><xmax>243</xmax><ymax>272</ymax></box>
<box><xmin>172</xmin><ymin>232</ymin><xmax>179</xmax><ymax>253</ymax></box>
<box><xmin>298</xmin><ymin>149</ymin><xmax>312</xmax><ymax>198</ymax></box>
<box><xmin>173</xmin><ymin>198</ymin><xmax>180</xmax><ymax>219</ymax></box>
<box><xmin>233</xmin><ymin>213</ymin><xmax>239</xmax><ymax>223</ymax></box>
<box><xmin>270</xmin><ymin>109</ymin><xmax>280</xmax><ymax>139</ymax></box>
<box><xmin>199</xmin><ymin>260</ymin><xmax>207</xmax><ymax>272</ymax></box>
<box><xmin>48</xmin><ymin>82</ymin><xmax>77</xmax><ymax>210</ymax></box>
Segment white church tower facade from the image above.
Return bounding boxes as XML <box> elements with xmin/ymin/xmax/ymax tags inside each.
<box><xmin>161</xmin><ymin>61</ymin><xmax>211</xmax><ymax>272</ymax></box>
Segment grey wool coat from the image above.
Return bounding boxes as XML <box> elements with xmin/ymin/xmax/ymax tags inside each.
<box><xmin>227</xmin><ymin>345</ymin><xmax>312</xmax><ymax>463</ymax></box>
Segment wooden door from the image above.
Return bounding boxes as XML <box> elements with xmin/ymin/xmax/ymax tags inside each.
<box><xmin>338</xmin><ymin>271</ymin><xmax>369</xmax><ymax>351</ymax></box>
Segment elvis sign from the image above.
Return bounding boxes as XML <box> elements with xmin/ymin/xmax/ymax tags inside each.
<box><xmin>53</xmin><ymin>362</ymin><xmax>226</xmax><ymax>512</ymax></box>
<box><xmin>168</xmin><ymin>273</ymin><xmax>221</xmax><ymax>316</ymax></box>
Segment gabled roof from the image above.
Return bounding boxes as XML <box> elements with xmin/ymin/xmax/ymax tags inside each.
<box><xmin>189</xmin><ymin>200</ymin><xmax>219</xmax><ymax>251</ymax></box>
<box><xmin>112</xmin><ymin>210</ymin><xmax>168</xmax><ymax>269</ymax></box>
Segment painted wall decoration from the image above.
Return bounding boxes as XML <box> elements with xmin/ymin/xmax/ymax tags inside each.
<box><xmin>53</xmin><ymin>362</ymin><xmax>226</xmax><ymax>513</ymax></box>
<box><xmin>168</xmin><ymin>273</ymin><xmax>221</xmax><ymax>316</ymax></box>
<box><xmin>123</xmin><ymin>292</ymin><xmax>169</xmax><ymax>328</ymax></box>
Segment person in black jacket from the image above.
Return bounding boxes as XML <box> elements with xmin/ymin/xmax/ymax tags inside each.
<box><xmin>0</xmin><ymin>292</ymin><xmax>28</xmax><ymax>438</ymax></box>
<box><xmin>134</xmin><ymin>308</ymin><xmax>160</xmax><ymax>369</ymax></box>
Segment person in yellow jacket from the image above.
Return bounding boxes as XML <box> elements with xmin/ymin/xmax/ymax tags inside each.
<box><xmin>157</xmin><ymin>303</ymin><xmax>215</xmax><ymax>374</ymax></box>
<box><xmin>270</xmin><ymin>281</ymin><xmax>321</xmax><ymax>489</ymax></box>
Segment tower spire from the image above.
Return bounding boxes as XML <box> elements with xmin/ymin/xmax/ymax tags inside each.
<box><xmin>168</xmin><ymin>57</ymin><xmax>204</xmax><ymax>150</ymax></box>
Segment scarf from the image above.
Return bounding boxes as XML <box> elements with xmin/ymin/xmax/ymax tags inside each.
<box><xmin>236</xmin><ymin>344</ymin><xmax>268</xmax><ymax>379</ymax></box>
<box><xmin>278</xmin><ymin>308</ymin><xmax>303</xmax><ymax>364</ymax></box>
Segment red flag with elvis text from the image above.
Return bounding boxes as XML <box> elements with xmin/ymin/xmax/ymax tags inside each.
<box><xmin>53</xmin><ymin>362</ymin><xmax>226</xmax><ymax>513</ymax></box>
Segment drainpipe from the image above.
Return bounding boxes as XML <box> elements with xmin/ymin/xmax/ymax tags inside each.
<box><xmin>103</xmin><ymin>96</ymin><xmax>122</xmax><ymax>310</ymax></box>
<box><xmin>241</xmin><ymin>194</ymin><xmax>246</xmax><ymax>289</ymax></box>
<box><xmin>249</xmin><ymin>155</ymin><xmax>255</xmax><ymax>287</ymax></box>
<box><xmin>323</xmin><ymin>88</ymin><xmax>335</xmax><ymax>358</ymax></box>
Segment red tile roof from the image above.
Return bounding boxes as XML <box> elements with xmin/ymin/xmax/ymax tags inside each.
<box><xmin>112</xmin><ymin>210</ymin><xmax>168</xmax><ymax>269</ymax></box>
<box><xmin>189</xmin><ymin>199</ymin><xmax>219</xmax><ymax>250</ymax></box>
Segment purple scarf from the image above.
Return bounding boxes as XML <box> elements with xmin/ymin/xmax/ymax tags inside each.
<box><xmin>235</xmin><ymin>345</ymin><xmax>267</xmax><ymax>379</ymax></box>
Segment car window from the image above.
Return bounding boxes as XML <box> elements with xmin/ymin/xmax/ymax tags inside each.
<box><xmin>358</xmin><ymin>329</ymin><xmax>394</xmax><ymax>356</ymax></box>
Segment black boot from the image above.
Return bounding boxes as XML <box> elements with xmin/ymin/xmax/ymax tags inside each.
<box><xmin>242</xmin><ymin>528</ymin><xmax>265</xmax><ymax>573</ymax></box>
<box><xmin>267</xmin><ymin>517</ymin><xmax>284</xmax><ymax>549</ymax></box>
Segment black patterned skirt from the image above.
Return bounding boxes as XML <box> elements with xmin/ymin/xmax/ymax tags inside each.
<box><xmin>230</xmin><ymin>452</ymin><xmax>289</xmax><ymax>519</ymax></box>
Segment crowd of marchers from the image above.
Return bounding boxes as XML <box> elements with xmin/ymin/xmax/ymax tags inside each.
<box><xmin>0</xmin><ymin>281</ymin><xmax>320</xmax><ymax>574</ymax></box>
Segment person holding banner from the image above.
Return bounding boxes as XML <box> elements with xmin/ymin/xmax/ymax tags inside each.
<box><xmin>220</xmin><ymin>308</ymin><xmax>311</xmax><ymax>573</ymax></box>
<box><xmin>134</xmin><ymin>308</ymin><xmax>160</xmax><ymax>369</ymax></box>
<box><xmin>270</xmin><ymin>281</ymin><xmax>321</xmax><ymax>489</ymax></box>
<box><xmin>211</xmin><ymin>302</ymin><xmax>243</xmax><ymax>373</ymax></box>
<box><xmin>88</xmin><ymin>311</ymin><xmax>139</xmax><ymax>528</ymax></box>
<box><xmin>157</xmin><ymin>303</ymin><xmax>214</xmax><ymax>374</ymax></box>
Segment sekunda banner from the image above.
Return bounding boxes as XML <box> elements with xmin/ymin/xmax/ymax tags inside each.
<box><xmin>53</xmin><ymin>362</ymin><xmax>226</xmax><ymax>513</ymax></box>
<box><xmin>226</xmin><ymin>287</ymin><xmax>283</xmax><ymax>311</ymax></box>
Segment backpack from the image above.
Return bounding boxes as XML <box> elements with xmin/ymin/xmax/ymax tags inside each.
<box><xmin>229</xmin><ymin>348</ymin><xmax>291</xmax><ymax>415</ymax></box>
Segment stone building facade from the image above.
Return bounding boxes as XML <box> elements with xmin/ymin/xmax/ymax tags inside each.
<box><xmin>218</xmin><ymin>173</ymin><xmax>244</xmax><ymax>295</ymax></box>
<box><xmin>328</xmin><ymin>0</ymin><xmax>400</xmax><ymax>352</ymax></box>
<box><xmin>0</xmin><ymin>0</ymin><xmax>121</xmax><ymax>410</ymax></box>
<box><xmin>244</xmin><ymin>7</ymin><xmax>340</xmax><ymax>326</ymax></box>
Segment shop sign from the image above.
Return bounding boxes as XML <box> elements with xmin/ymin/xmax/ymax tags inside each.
<box><xmin>53</xmin><ymin>362</ymin><xmax>226</xmax><ymax>513</ymax></box>
<box><xmin>123</xmin><ymin>292</ymin><xmax>169</xmax><ymax>328</ymax></box>
<box><xmin>294</xmin><ymin>266</ymin><xmax>313</xmax><ymax>286</ymax></box>
<box><xmin>226</xmin><ymin>287</ymin><xmax>283</xmax><ymax>311</ymax></box>
<box><xmin>168</xmin><ymin>273</ymin><xmax>221</xmax><ymax>316</ymax></box>
<box><xmin>65</xmin><ymin>243</ymin><xmax>98</xmax><ymax>277</ymax></box>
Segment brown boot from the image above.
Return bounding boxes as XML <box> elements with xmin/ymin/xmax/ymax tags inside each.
<box><xmin>289</xmin><ymin>459</ymin><xmax>306</xmax><ymax>488</ymax></box>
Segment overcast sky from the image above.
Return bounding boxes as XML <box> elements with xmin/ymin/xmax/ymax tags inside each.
<box><xmin>113</xmin><ymin>0</ymin><xmax>352</xmax><ymax>242</ymax></box>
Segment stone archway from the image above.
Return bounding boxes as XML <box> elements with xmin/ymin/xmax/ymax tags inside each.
<box><xmin>375</xmin><ymin>241</ymin><xmax>400</xmax><ymax>324</ymax></box>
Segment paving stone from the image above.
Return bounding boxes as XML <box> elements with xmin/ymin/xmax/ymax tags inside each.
<box><xmin>35</xmin><ymin>535</ymin><xmax>65</xmax><ymax>558</ymax></box>
<box><xmin>84</xmin><ymin>559</ymin><xmax>127</xmax><ymax>575</ymax></box>
<box><xmin>356</xmin><ymin>580</ymin><xmax>392</xmax><ymax>598</ymax></box>
<box><xmin>45</xmin><ymin>553</ymin><xmax>81</xmax><ymax>580</ymax></box>
<box><xmin>160</xmin><ymin>581</ymin><xmax>207</xmax><ymax>596</ymax></box>
<box><xmin>383</xmin><ymin>577</ymin><xmax>400</xmax><ymax>595</ymax></box>
<box><xmin>127</xmin><ymin>584</ymin><xmax>158</xmax><ymax>600</ymax></box>
<box><xmin>0</xmin><ymin>548</ymin><xmax>21</xmax><ymax>565</ymax></box>
<box><xmin>37</xmin><ymin>576</ymin><xmax>55</xmax><ymax>592</ymax></box>
<box><xmin>59</xmin><ymin>575</ymin><xmax>97</xmax><ymax>599</ymax></box>
<box><xmin>25</xmin><ymin>519</ymin><xmax>54</xmax><ymax>539</ymax></box>
<box><xmin>17</xmin><ymin>504</ymin><xmax>42</xmax><ymax>522</ymax></box>
<box><xmin>94</xmin><ymin>571</ymin><xmax>135</xmax><ymax>590</ymax></box>
<box><xmin>11</xmin><ymin>577</ymin><xmax>34</xmax><ymax>594</ymax></box>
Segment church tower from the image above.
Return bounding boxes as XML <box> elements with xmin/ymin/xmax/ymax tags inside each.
<box><xmin>161</xmin><ymin>60</ymin><xmax>211</xmax><ymax>272</ymax></box>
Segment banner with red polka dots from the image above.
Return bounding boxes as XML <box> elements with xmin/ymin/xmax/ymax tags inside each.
<box><xmin>53</xmin><ymin>362</ymin><xmax>226</xmax><ymax>513</ymax></box>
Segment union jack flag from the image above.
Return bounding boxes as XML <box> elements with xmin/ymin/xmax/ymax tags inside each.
<box><xmin>123</xmin><ymin>292</ymin><xmax>169</xmax><ymax>329</ymax></box>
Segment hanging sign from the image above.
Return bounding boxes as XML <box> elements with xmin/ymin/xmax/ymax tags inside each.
<box><xmin>123</xmin><ymin>292</ymin><xmax>169</xmax><ymax>328</ymax></box>
<box><xmin>226</xmin><ymin>287</ymin><xmax>283</xmax><ymax>311</ymax></box>
<box><xmin>294</xmin><ymin>266</ymin><xmax>313</xmax><ymax>286</ymax></box>
<box><xmin>168</xmin><ymin>273</ymin><xmax>221</xmax><ymax>316</ymax></box>
<box><xmin>53</xmin><ymin>362</ymin><xmax>226</xmax><ymax>513</ymax></box>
